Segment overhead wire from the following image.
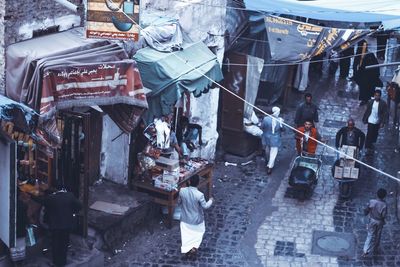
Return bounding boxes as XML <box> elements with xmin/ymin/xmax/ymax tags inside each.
<box><xmin>110</xmin><ymin>0</ymin><xmax>400</xmax><ymax>183</ymax></box>
<box><xmin>221</xmin><ymin>44</ymin><xmax>400</xmax><ymax>67</ymax></box>
<box><xmin>172</xmin><ymin>0</ymin><xmax>400</xmax><ymax>15</ymax></box>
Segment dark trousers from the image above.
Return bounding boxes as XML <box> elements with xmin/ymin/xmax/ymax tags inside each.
<box><xmin>339</xmin><ymin>58</ymin><xmax>351</xmax><ymax>77</ymax></box>
<box><xmin>365</xmin><ymin>123</ymin><xmax>380</xmax><ymax>148</ymax></box>
<box><xmin>376</xmin><ymin>35</ymin><xmax>388</xmax><ymax>59</ymax></box>
<box><xmin>51</xmin><ymin>229</ymin><xmax>70</xmax><ymax>266</ymax></box>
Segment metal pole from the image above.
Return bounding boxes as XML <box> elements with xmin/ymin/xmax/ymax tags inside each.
<box><xmin>397</xmin><ymin>171</ymin><xmax>400</xmax><ymax>222</ymax></box>
<box><xmin>365</xmin><ymin>62</ymin><xmax>400</xmax><ymax>69</ymax></box>
<box><xmin>53</xmin><ymin>0</ymin><xmax>80</xmax><ymax>13</ymax></box>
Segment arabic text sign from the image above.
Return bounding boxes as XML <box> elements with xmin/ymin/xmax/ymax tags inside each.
<box><xmin>264</xmin><ymin>15</ymin><xmax>370</xmax><ymax>62</ymax></box>
<box><xmin>86</xmin><ymin>0</ymin><xmax>140</xmax><ymax>41</ymax></box>
<box><xmin>40</xmin><ymin>60</ymin><xmax>147</xmax><ymax>116</ymax></box>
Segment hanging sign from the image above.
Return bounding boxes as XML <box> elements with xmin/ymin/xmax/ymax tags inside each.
<box><xmin>86</xmin><ymin>0</ymin><xmax>140</xmax><ymax>40</ymax></box>
<box><xmin>264</xmin><ymin>15</ymin><xmax>371</xmax><ymax>62</ymax></box>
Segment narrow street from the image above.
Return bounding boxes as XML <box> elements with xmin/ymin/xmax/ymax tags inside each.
<box><xmin>106</xmin><ymin>42</ymin><xmax>400</xmax><ymax>266</ymax></box>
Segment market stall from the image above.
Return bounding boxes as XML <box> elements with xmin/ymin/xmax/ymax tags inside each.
<box><xmin>4</xmin><ymin>28</ymin><xmax>148</xmax><ymax>242</ymax></box>
<box><xmin>133</xmin><ymin>158</ymin><xmax>213</xmax><ymax>228</ymax></box>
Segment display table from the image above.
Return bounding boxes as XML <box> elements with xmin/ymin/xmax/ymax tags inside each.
<box><xmin>133</xmin><ymin>162</ymin><xmax>213</xmax><ymax>228</ymax></box>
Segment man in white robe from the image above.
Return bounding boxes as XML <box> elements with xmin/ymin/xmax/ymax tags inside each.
<box><xmin>178</xmin><ymin>175</ymin><xmax>213</xmax><ymax>259</ymax></box>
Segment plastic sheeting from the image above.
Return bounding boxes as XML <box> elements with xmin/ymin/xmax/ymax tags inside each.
<box><xmin>0</xmin><ymin>95</ymin><xmax>38</xmax><ymax>134</ymax></box>
<box><xmin>141</xmin><ymin>18</ymin><xmax>184</xmax><ymax>52</ymax></box>
<box><xmin>244</xmin><ymin>0</ymin><xmax>400</xmax><ymax>26</ymax></box>
<box><xmin>134</xmin><ymin>42</ymin><xmax>223</xmax><ymax>121</ymax></box>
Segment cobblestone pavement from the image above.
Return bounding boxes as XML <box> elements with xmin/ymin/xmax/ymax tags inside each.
<box><xmin>106</xmin><ymin>39</ymin><xmax>400</xmax><ymax>267</ymax></box>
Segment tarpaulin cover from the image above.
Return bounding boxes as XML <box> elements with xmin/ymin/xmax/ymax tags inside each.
<box><xmin>140</xmin><ymin>18</ymin><xmax>184</xmax><ymax>52</ymax></box>
<box><xmin>265</xmin><ymin>15</ymin><xmax>371</xmax><ymax>62</ymax></box>
<box><xmin>0</xmin><ymin>95</ymin><xmax>38</xmax><ymax>134</ymax></box>
<box><xmin>244</xmin><ymin>0</ymin><xmax>400</xmax><ymax>26</ymax></box>
<box><xmin>134</xmin><ymin>42</ymin><xmax>223</xmax><ymax>121</ymax></box>
<box><xmin>6</xmin><ymin>28</ymin><xmax>148</xmax><ymax>145</ymax></box>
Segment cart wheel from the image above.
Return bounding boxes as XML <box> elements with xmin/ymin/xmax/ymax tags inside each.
<box><xmin>339</xmin><ymin>183</ymin><xmax>352</xmax><ymax>199</ymax></box>
<box><xmin>305</xmin><ymin>187</ymin><xmax>313</xmax><ymax>199</ymax></box>
<box><xmin>297</xmin><ymin>189</ymin><xmax>306</xmax><ymax>201</ymax></box>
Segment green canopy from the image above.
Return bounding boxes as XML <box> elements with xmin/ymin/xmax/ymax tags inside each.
<box><xmin>134</xmin><ymin>42</ymin><xmax>223</xmax><ymax>121</ymax></box>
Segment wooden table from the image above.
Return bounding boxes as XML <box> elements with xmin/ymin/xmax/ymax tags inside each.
<box><xmin>133</xmin><ymin>163</ymin><xmax>213</xmax><ymax>228</ymax></box>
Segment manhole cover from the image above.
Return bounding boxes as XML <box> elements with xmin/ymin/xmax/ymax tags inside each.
<box><xmin>323</xmin><ymin>119</ymin><xmax>346</xmax><ymax>128</ymax></box>
<box><xmin>317</xmin><ymin>236</ymin><xmax>350</xmax><ymax>252</ymax></box>
<box><xmin>311</xmin><ymin>231</ymin><xmax>355</xmax><ymax>257</ymax></box>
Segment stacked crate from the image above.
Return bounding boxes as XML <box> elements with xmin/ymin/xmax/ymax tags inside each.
<box><xmin>334</xmin><ymin>145</ymin><xmax>359</xmax><ymax>179</ymax></box>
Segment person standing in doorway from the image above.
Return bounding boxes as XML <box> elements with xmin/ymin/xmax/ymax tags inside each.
<box><xmin>362</xmin><ymin>90</ymin><xmax>388</xmax><ymax>151</ymax></box>
<box><xmin>178</xmin><ymin>175</ymin><xmax>213</xmax><ymax>260</ymax></box>
<box><xmin>31</xmin><ymin>184</ymin><xmax>82</xmax><ymax>267</ymax></box>
<box><xmin>294</xmin><ymin>93</ymin><xmax>319</xmax><ymax>127</ymax></box>
<box><xmin>362</xmin><ymin>188</ymin><xmax>387</xmax><ymax>257</ymax></box>
<box><xmin>261</xmin><ymin>107</ymin><xmax>285</xmax><ymax>175</ymax></box>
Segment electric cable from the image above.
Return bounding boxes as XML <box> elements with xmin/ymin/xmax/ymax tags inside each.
<box><xmin>221</xmin><ymin>44</ymin><xmax>400</xmax><ymax>67</ymax></box>
<box><xmin>172</xmin><ymin>0</ymin><xmax>400</xmax><ymax>15</ymax></box>
<box><xmin>109</xmin><ymin>0</ymin><xmax>400</xmax><ymax>183</ymax></box>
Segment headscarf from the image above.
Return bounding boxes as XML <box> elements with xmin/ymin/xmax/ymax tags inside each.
<box><xmin>271</xmin><ymin>107</ymin><xmax>282</xmax><ymax>134</ymax></box>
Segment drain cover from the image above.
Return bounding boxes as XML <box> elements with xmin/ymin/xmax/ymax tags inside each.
<box><xmin>311</xmin><ymin>231</ymin><xmax>355</xmax><ymax>257</ymax></box>
<box><xmin>317</xmin><ymin>236</ymin><xmax>350</xmax><ymax>252</ymax></box>
<box><xmin>323</xmin><ymin>119</ymin><xmax>346</xmax><ymax>128</ymax></box>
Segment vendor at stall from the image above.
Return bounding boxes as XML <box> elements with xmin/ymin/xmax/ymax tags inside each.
<box><xmin>176</xmin><ymin>116</ymin><xmax>203</xmax><ymax>160</ymax></box>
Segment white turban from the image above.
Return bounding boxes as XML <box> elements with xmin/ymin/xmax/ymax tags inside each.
<box><xmin>271</xmin><ymin>107</ymin><xmax>282</xmax><ymax>134</ymax></box>
<box><xmin>272</xmin><ymin>106</ymin><xmax>280</xmax><ymax>117</ymax></box>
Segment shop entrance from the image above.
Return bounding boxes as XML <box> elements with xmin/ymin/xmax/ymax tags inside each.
<box><xmin>57</xmin><ymin>109</ymin><xmax>102</xmax><ymax>237</ymax></box>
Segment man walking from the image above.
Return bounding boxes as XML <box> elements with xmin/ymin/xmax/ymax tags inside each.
<box><xmin>295</xmin><ymin>120</ymin><xmax>322</xmax><ymax>155</ymax></box>
<box><xmin>362</xmin><ymin>90</ymin><xmax>388</xmax><ymax>151</ymax></box>
<box><xmin>32</xmin><ymin>184</ymin><xmax>82</xmax><ymax>266</ymax></box>
<box><xmin>335</xmin><ymin>118</ymin><xmax>365</xmax><ymax>152</ymax></box>
<box><xmin>362</xmin><ymin>188</ymin><xmax>387</xmax><ymax>257</ymax></box>
<box><xmin>294</xmin><ymin>93</ymin><xmax>319</xmax><ymax>127</ymax></box>
<box><xmin>261</xmin><ymin>106</ymin><xmax>285</xmax><ymax>175</ymax></box>
<box><xmin>178</xmin><ymin>175</ymin><xmax>213</xmax><ymax>260</ymax></box>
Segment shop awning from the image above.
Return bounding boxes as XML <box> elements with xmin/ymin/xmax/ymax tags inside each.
<box><xmin>134</xmin><ymin>42</ymin><xmax>223</xmax><ymax>120</ymax></box>
<box><xmin>244</xmin><ymin>0</ymin><xmax>400</xmax><ymax>27</ymax></box>
<box><xmin>0</xmin><ymin>95</ymin><xmax>38</xmax><ymax>134</ymax></box>
<box><xmin>6</xmin><ymin>28</ymin><xmax>148</xmax><ymax>145</ymax></box>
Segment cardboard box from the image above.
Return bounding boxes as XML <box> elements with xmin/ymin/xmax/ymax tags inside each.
<box><xmin>339</xmin><ymin>145</ymin><xmax>358</xmax><ymax>159</ymax></box>
<box><xmin>162</xmin><ymin>167</ymin><xmax>180</xmax><ymax>185</ymax></box>
<box><xmin>343</xmin><ymin>167</ymin><xmax>352</xmax><ymax>178</ymax></box>
<box><xmin>155</xmin><ymin>156</ymin><xmax>179</xmax><ymax>171</ymax></box>
<box><xmin>334</xmin><ymin>166</ymin><xmax>343</xmax><ymax>179</ymax></box>
<box><xmin>346</xmin><ymin>146</ymin><xmax>358</xmax><ymax>158</ymax></box>
<box><xmin>339</xmin><ymin>147</ymin><xmax>348</xmax><ymax>159</ymax></box>
<box><xmin>350</xmin><ymin>167</ymin><xmax>359</xmax><ymax>179</ymax></box>
<box><xmin>342</xmin><ymin>159</ymin><xmax>355</xmax><ymax>168</ymax></box>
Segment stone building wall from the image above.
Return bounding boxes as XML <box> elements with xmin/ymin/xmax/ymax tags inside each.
<box><xmin>1</xmin><ymin>0</ymin><xmax>83</xmax><ymax>94</ymax></box>
<box><xmin>4</xmin><ymin>0</ymin><xmax>82</xmax><ymax>45</ymax></box>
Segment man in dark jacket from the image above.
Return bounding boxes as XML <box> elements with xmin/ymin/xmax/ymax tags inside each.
<box><xmin>362</xmin><ymin>90</ymin><xmax>388</xmax><ymax>150</ymax></box>
<box><xmin>335</xmin><ymin>118</ymin><xmax>365</xmax><ymax>151</ymax></box>
<box><xmin>32</xmin><ymin>184</ymin><xmax>82</xmax><ymax>266</ymax></box>
<box><xmin>294</xmin><ymin>93</ymin><xmax>319</xmax><ymax>127</ymax></box>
